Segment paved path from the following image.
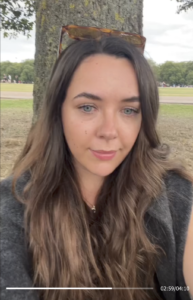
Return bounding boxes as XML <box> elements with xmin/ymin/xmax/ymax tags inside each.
<box><xmin>1</xmin><ymin>91</ymin><xmax>33</xmax><ymax>99</ymax></box>
<box><xmin>160</xmin><ymin>96</ymin><xmax>193</xmax><ymax>104</ymax></box>
<box><xmin>1</xmin><ymin>92</ymin><xmax>193</xmax><ymax>104</ymax></box>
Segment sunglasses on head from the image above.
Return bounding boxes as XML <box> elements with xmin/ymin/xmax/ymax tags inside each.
<box><xmin>58</xmin><ymin>24</ymin><xmax>146</xmax><ymax>57</ymax></box>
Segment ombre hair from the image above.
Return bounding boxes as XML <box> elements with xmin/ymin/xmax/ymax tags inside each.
<box><xmin>11</xmin><ymin>36</ymin><xmax>193</xmax><ymax>300</ymax></box>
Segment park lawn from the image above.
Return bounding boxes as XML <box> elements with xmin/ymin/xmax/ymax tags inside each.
<box><xmin>159</xmin><ymin>104</ymin><xmax>193</xmax><ymax>118</ymax></box>
<box><xmin>0</xmin><ymin>83</ymin><xmax>33</xmax><ymax>92</ymax></box>
<box><xmin>1</xmin><ymin>99</ymin><xmax>33</xmax><ymax>110</ymax></box>
<box><xmin>159</xmin><ymin>87</ymin><xmax>193</xmax><ymax>97</ymax></box>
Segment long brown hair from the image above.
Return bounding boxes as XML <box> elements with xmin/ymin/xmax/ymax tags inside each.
<box><xmin>11</xmin><ymin>36</ymin><xmax>193</xmax><ymax>300</ymax></box>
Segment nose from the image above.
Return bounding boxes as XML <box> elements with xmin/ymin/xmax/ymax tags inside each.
<box><xmin>96</xmin><ymin>111</ymin><xmax>118</xmax><ymax>140</ymax></box>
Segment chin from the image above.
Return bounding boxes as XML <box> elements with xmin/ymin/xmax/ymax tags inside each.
<box><xmin>90</xmin><ymin>165</ymin><xmax>117</xmax><ymax>177</ymax></box>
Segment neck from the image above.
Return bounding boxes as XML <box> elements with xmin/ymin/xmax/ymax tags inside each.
<box><xmin>80</xmin><ymin>176</ymin><xmax>104</xmax><ymax>208</ymax></box>
<box><xmin>81</xmin><ymin>176</ymin><xmax>104</xmax><ymax>207</ymax></box>
<box><xmin>73</xmin><ymin>159</ymin><xmax>105</xmax><ymax>207</ymax></box>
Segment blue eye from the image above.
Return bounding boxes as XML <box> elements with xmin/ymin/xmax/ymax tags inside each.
<box><xmin>79</xmin><ymin>105</ymin><xmax>95</xmax><ymax>113</ymax></box>
<box><xmin>123</xmin><ymin>108</ymin><xmax>137</xmax><ymax>115</ymax></box>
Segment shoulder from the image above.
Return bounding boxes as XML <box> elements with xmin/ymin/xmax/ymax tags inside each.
<box><xmin>0</xmin><ymin>171</ymin><xmax>31</xmax><ymax>199</ymax></box>
<box><xmin>147</xmin><ymin>171</ymin><xmax>193</xmax><ymax>224</ymax></box>
<box><xmin>164</xmin><ymin>170</ymin><xmax>193</xmax><ymax>198</ymax></box>
<box><xmin>183</xmin><ymin>200</ymin><xmax>193</xmax><ymax>295</ymax></box>
<box><xmin>163</xmin><ymin>171</ymin><xmax>193</xmax><ymax>292</ymax></box>
<box><xmin>0</xmin><ymin>174</ymin><xmax>39</xmax><ymax>296</ymax></box>
<box><xmin>1</xmin><ymin>175</ymin><xmax>20</xmax><ymax>210</ymax></box>
<box><xmin>163</xmin><ymin>171</ymin><xmax>193</xmax><ymax>223</ymax></box>
<box><xmin>146</xmin><ymin>170</ymin><xmax>193</xmax><ymax>250</ymax></box>
<box><xmin>0</xmin><ymin>172</ymin><xmax>30</xmax><ymax>229</ymax></box>
<box><xmin>147</xmin><ymin>171</ymin><xmax>193</xmax><ymax>295</ymax></box>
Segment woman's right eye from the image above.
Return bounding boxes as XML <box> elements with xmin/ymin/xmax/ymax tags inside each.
<box><xmin>78</xmin><ymin>105</ymin><xmax>96</xmax><ymax>113</ymax></box>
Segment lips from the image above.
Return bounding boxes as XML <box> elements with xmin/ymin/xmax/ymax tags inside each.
<box><xmin>93</xmin><ymin>150</ymin><xmax>116</xmax><ymax>154</ymax></box>
<box><xmin>90</xmin><ymin>149</ymin><xmax>117</xmax><ymax>161</ymax></box>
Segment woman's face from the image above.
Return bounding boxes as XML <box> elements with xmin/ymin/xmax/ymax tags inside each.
<box><xmin>61</xmin><ymin>54</ymin><xmax>142</xmax><ymax>179</ymax></box>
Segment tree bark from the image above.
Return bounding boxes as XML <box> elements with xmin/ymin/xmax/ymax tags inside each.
<box><xmin>33</xmin><ymin>0</ymin><xmax>144</xmax><ymax>124</ymax></box>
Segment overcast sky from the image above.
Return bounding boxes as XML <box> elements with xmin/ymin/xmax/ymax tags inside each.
<box><xmin>1</xmin><ymin>0</ymin><xmax>193</xmax><ymax>64</ymax></box>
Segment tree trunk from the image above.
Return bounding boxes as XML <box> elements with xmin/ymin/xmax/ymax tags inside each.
<box><xmin>33</xmin><ymin>0</ymin><xmax>144</xmax><ymax>124</ymax></box>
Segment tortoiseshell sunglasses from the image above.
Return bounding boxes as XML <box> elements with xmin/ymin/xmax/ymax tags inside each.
<box><xmin>58</xmin><ymin>24</ymin><xmax>146</xmax><ymax>57</ymax></box>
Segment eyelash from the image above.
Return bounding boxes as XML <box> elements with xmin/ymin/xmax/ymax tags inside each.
<box><xmin>78</xmin><ymin>105</ymin><xmax>139</xmax><ymax>116</ymax></box>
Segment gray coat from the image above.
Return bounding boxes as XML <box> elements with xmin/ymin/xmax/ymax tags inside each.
<box><xmin>0</xmin><ymin>171</ymin><xmax>193</xmax><ymax>300</ymax></box>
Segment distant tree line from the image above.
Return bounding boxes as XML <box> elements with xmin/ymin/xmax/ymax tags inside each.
<box><xmin>147</xmin><ymin>59</ymin><xmax>193</xmax><ymax>86</ymax></box>
<box><xmin>0</xmin><ymin>59</ymin><xmax>34</xmax><ymax>83</ymax></box>
<box><xmin>1</xmin><ymin>58</ymin><xmax>193</xmax><ymax>86</ymax></box>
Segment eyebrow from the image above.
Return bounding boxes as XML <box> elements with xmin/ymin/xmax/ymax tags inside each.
<box><xmin>73</xmin><ymin>92</ymin><xmax>140</xmax><ymax>103</ymax></box>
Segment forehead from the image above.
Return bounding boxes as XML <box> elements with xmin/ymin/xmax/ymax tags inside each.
<box><xmin>67</xmin><ymin>54</ymin><xmax>139</xmax><ymax>97</ymax></box>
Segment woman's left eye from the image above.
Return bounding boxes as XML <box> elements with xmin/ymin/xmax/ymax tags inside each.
<box><xmin>123</xmin><ymin>108</ymin><xmax>138</xmax><ymax>115</ymax></box>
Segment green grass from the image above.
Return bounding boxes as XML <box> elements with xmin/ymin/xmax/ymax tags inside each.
<box><xmin>159</xmin><ymin>104</ymin><xmax>193</xmax><ymax>118</ymax></box>
<box><xmin>0</xmin><ymin>83</ymin><xmax>33</xmax><ymax>92</ymax></box>
<box><xmin>159</xmin><ymin>87</ymin><xmax>193</xmax><ymax>97</ymax></box>
<box><xmin>1</xmin><ymin>99</ymin><xmax>33</xmax><ymax>110</ymax></box>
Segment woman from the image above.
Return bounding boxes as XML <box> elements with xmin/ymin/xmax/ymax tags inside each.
<box><xmin>1</xmin><ymin>35</ymin><xmax>193</xmax><ymax>300</ymax></box>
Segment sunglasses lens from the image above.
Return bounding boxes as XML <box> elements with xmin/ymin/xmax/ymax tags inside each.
<box><xmin>68</xmin><ymin>27</ymin><xmax>102</xmax><ymax>39</ymax></box>
<box><xmin>121</xmin><ymin>35</ymin><xmax>142</xmax><ymax>45</ymax></box>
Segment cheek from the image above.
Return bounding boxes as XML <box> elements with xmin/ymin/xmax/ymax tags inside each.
<box><xmin>62</xmin><ymin>110</ymin><xmax>91</xmax><ymax>150</ymax></box>
<box><xmin>120</xmin><ymin>120</ymin><xmax>141</xmax><ymax>148</ymax></box>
